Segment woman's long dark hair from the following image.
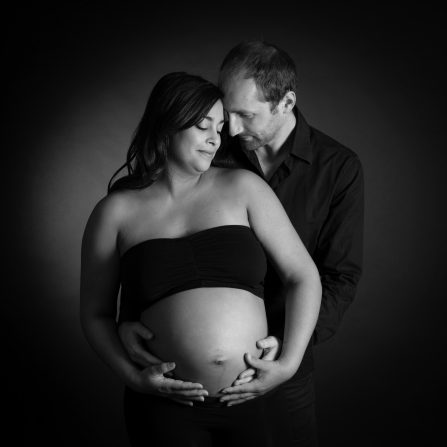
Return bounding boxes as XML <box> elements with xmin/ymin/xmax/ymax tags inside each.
<box><xmin>108</xmin><ymin>72</ymin><xmax>223</xmax><ymax>193</ymax></box>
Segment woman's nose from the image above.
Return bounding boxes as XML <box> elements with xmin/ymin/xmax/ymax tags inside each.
<box><xmin>207</xmin><ymin>129</ymin><xmax>221</xmax><ymax>146</ymax></box>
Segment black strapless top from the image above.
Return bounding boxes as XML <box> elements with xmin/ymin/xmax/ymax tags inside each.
<box><xmin>118</xmin><ymin>225</ymin><xmax>267</xmax><ymax>321</ymax></box>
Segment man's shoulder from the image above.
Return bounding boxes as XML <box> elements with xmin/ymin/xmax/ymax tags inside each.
<box><xmin>309</xmin><ymin>126</ymin><xmax>362</xmax><ymax>170</ymax></box>
<box><xmin>310</xmin><ymin>126</ymin><xmax>358</xmax><ymax>158</ymax></box>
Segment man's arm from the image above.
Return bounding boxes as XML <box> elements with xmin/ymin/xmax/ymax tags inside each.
<box><xmin>313</xmin><ymin>154</ymin><xmax>364</xmax><ymax>344</ymax></box>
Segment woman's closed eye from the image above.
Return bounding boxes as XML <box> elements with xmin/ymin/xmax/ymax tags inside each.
<box><xmin>196</xmin><ymin>125</ymin><xmax>222</xmax><ymax>134</ymax></box>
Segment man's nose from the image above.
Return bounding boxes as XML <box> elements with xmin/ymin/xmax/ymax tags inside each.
<box><xmin>228</xmin><ymin>114</ymin><xmax>243</xmax><ymax>137</ymax></box>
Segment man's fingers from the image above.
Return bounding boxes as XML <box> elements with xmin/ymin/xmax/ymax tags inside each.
<box><xmin>150</xmin><ymin>362</ymin><xmax>176</xmax><ymax>376</ymax></box>
<box><xmin>238</xmin><ymin>368</ymin><xmax>256</xmax><ymax>379</ymax></box>
<box><xmin>134</xmin><ymin>322</ymin><xmax>155</xmax><ymax>340</ymax></box>
<box><xmin>123</xmin><ymin>341</ymin><xmax>161</xmax><ymax>368</ymax></box>
<box><xmin>233</xmin><ymin>376</ymin><xmax>254</xmax><ymax>386</ymax></box>
<box><xmin>244</xmin><ymin>352</ymin><xmax>269</xmax><ymax>369</ymax></box>
<box><xmin>118</xmin><ymin>321</ymin><xmax>159</xmax><ymax>367</ymax></box>
<box><xmin>256</xmin><ymin>335</ymin><xmax>279</xmax><ymax>349</ymax></box>
<box><xmin>119</xmin><ymin>321</ymin><xmax>154</xmax><ymax>341</ymax></box>
<box><xmin>140</xmin><ymin>352</ymin><xmax>163</xmax><ymax>366</ymax></box>
<box><xmin>261</xmin><ymin>348</ymin><xmax>278</xmax><ymax>361</ymax></box>
<box><xmin>131</xmin><ymin>349</ymin><xmax>163</xmax><ymax>368</ymax></box>
<box><xmin>221</xmin><ymin>380</ymin><xmax>258</xmax><ymax>395</ymax></box>
<box><xmin>257</xmin><ymin>336</ymin><xmax>282</xmax><ymax>361</ymax></box>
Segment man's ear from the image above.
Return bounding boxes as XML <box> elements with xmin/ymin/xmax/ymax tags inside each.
<box><xmin>281</xmin><ymin>91</ymin><xmax>296</xmax><ymax>113</ymax></box>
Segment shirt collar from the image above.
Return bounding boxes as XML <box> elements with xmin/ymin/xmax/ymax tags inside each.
<box><xmin>240</xmin><ymin>107</ymin><xmax>313</xmax><ymax>166</ymax></box>
<box><xmin>290</xmin><ymin>107</ymin><xmax>313</xmax><ymax>164</ymax></box>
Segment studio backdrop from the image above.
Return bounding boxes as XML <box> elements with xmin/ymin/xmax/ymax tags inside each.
<box><xmin>9</xmin><ymin>3</ymin><xmax>444</xmax><ymax>446</ymax></box>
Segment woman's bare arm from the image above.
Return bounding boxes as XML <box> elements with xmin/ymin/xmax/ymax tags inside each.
<box><xmin>220</xmin><ymin>169</ymin><xmax>322</xmax><ymax>404</ymax></box>
<box><xmin>80</xmin><ymin>194</ymin><xmax>207</xmax><ymax>404</ymax></box>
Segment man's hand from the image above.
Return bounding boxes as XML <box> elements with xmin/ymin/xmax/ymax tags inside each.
<box><xmin>231</xmin><ymin>335</ymin><xmax>282</xmax><ymax>386</ymax></box>
<box><xmin>118</xmin><ymin>321</ymin><xmax>161</xmax><ymax>368</ymax></box>
<box><xmin>134</xmin><ymin>362</ymin><xmax>208</xmax><ymax>406</ymax></box>
<box><xmin>220</xmin><ymin>351</ymin><xmax>291</xmax><ymax>407</ymax></box>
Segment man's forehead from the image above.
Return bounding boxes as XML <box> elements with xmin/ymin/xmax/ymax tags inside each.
<box><xmin>222</xmin><ymin>76</ymin><xmax>267</xmax><ymax>111</ymax></box>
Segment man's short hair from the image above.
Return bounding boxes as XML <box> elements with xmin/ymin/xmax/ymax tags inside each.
<box><xmin>218</xmin><ymin>40</ymin><xmax>297</xmax><ymax>108</ymax></box>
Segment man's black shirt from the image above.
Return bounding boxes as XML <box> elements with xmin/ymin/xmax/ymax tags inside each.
<box><xmin>213</xmin><ymin>108</ymin><xmax>364</xmax><ymax>380</ymax></box>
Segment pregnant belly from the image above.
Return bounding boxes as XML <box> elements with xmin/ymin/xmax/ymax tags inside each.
<box><xmin>140</xmin><ymin>288</ymin><xmax>268</xmax><ymax>396</ymax></box>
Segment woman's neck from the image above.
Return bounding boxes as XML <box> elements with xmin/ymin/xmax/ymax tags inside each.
<box><xmin>159</xmin><ymin>166</ymin><xmax>205</xmax><ymax>200</ymax></box>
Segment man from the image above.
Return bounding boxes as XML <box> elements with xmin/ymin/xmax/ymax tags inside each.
<box><xmin>119</xmin><ymin>41</ymin><xmax>364</xmax><ymax>445</ymax></box>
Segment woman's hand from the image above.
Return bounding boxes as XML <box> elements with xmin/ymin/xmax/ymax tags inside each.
<box><xmin>220</xmin><ymin>170</ymin><xmax>322</xmax><ymax>407</ymax></box>
<box><xmin>120</xmin><ymin>321</ymin><xmax>209</xmax><ymax>406</ymax></box>
<box><xmin>131</xmin><ymin>361</ymin><xmax>209</xmax><ymax>406</ymax></box>
<box><xmin>230</xmin><ymin>336</ymin><xmax>282</xmax><ymax>386</ymax></box>
<box><xmin>219</xmin><ymin>351</ymin><xmax>292</xmax><ymax>406</ymax></box>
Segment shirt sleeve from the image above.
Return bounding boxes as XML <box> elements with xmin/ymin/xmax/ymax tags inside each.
<box><xmin>313</xmin><ymin>154</ymin><xmax>364</xmax><ymax>344</ymax></box>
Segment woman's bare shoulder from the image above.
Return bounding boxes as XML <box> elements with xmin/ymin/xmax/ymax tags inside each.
<box><xmin>212</xmin><ymin>167</ymin><xmax>270</xmax><ymax>198</ymax></box>
<box><xmin>87</xmin><ymin>189</ymin><xmax>140</xmax><ymax>229</ymax></box>
<box><xmin>212</xmin><ymin>167</ymin><xmax>265</xmax><ymax>187</ymax></box>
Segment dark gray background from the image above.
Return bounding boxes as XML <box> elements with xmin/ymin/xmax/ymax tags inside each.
<box><xmin>9</xmin><ymin>2</ymin><xmax>445</xmax><ymax>446</ymax></box>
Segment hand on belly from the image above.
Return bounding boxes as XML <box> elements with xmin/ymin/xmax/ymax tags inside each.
<box><xmin>140</xmin><ymin>288</ymin><xmax>268</xmax><ymax>396</ymax></box>
<box><xmin>163</xmin><ymin>339</ymin><xmax>263</xmax><ymax>396</ymax></box>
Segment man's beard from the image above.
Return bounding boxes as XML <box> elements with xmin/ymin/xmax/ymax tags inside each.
<box><xmin>238</xmin><ymin>135</ymin><xmax>264</xmax><ymax>151</ymax></box>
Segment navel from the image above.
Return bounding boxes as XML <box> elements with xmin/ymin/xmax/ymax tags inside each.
<box><xmin>212</xmin><ymin>355</ymin><xmax>227</xmax><ymax>366</ymax></box>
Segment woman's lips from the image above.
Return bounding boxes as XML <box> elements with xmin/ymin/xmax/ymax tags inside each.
<box><xmin>198</xmin><ymin>150</ymin><xmax>215</xmax><ymax>158</ymax></box>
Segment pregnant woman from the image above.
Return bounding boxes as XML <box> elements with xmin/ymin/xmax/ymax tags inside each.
<box><xmin>80</xmin><ymin>72</ymin><xmax>321</xmax><ymax>446</ymax></box>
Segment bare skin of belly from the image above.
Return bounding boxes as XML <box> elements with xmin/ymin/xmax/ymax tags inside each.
<box><xmin>140</xmin><ymin>288</ymin><xmax>268</xmax><ymax>396</ymax></box>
